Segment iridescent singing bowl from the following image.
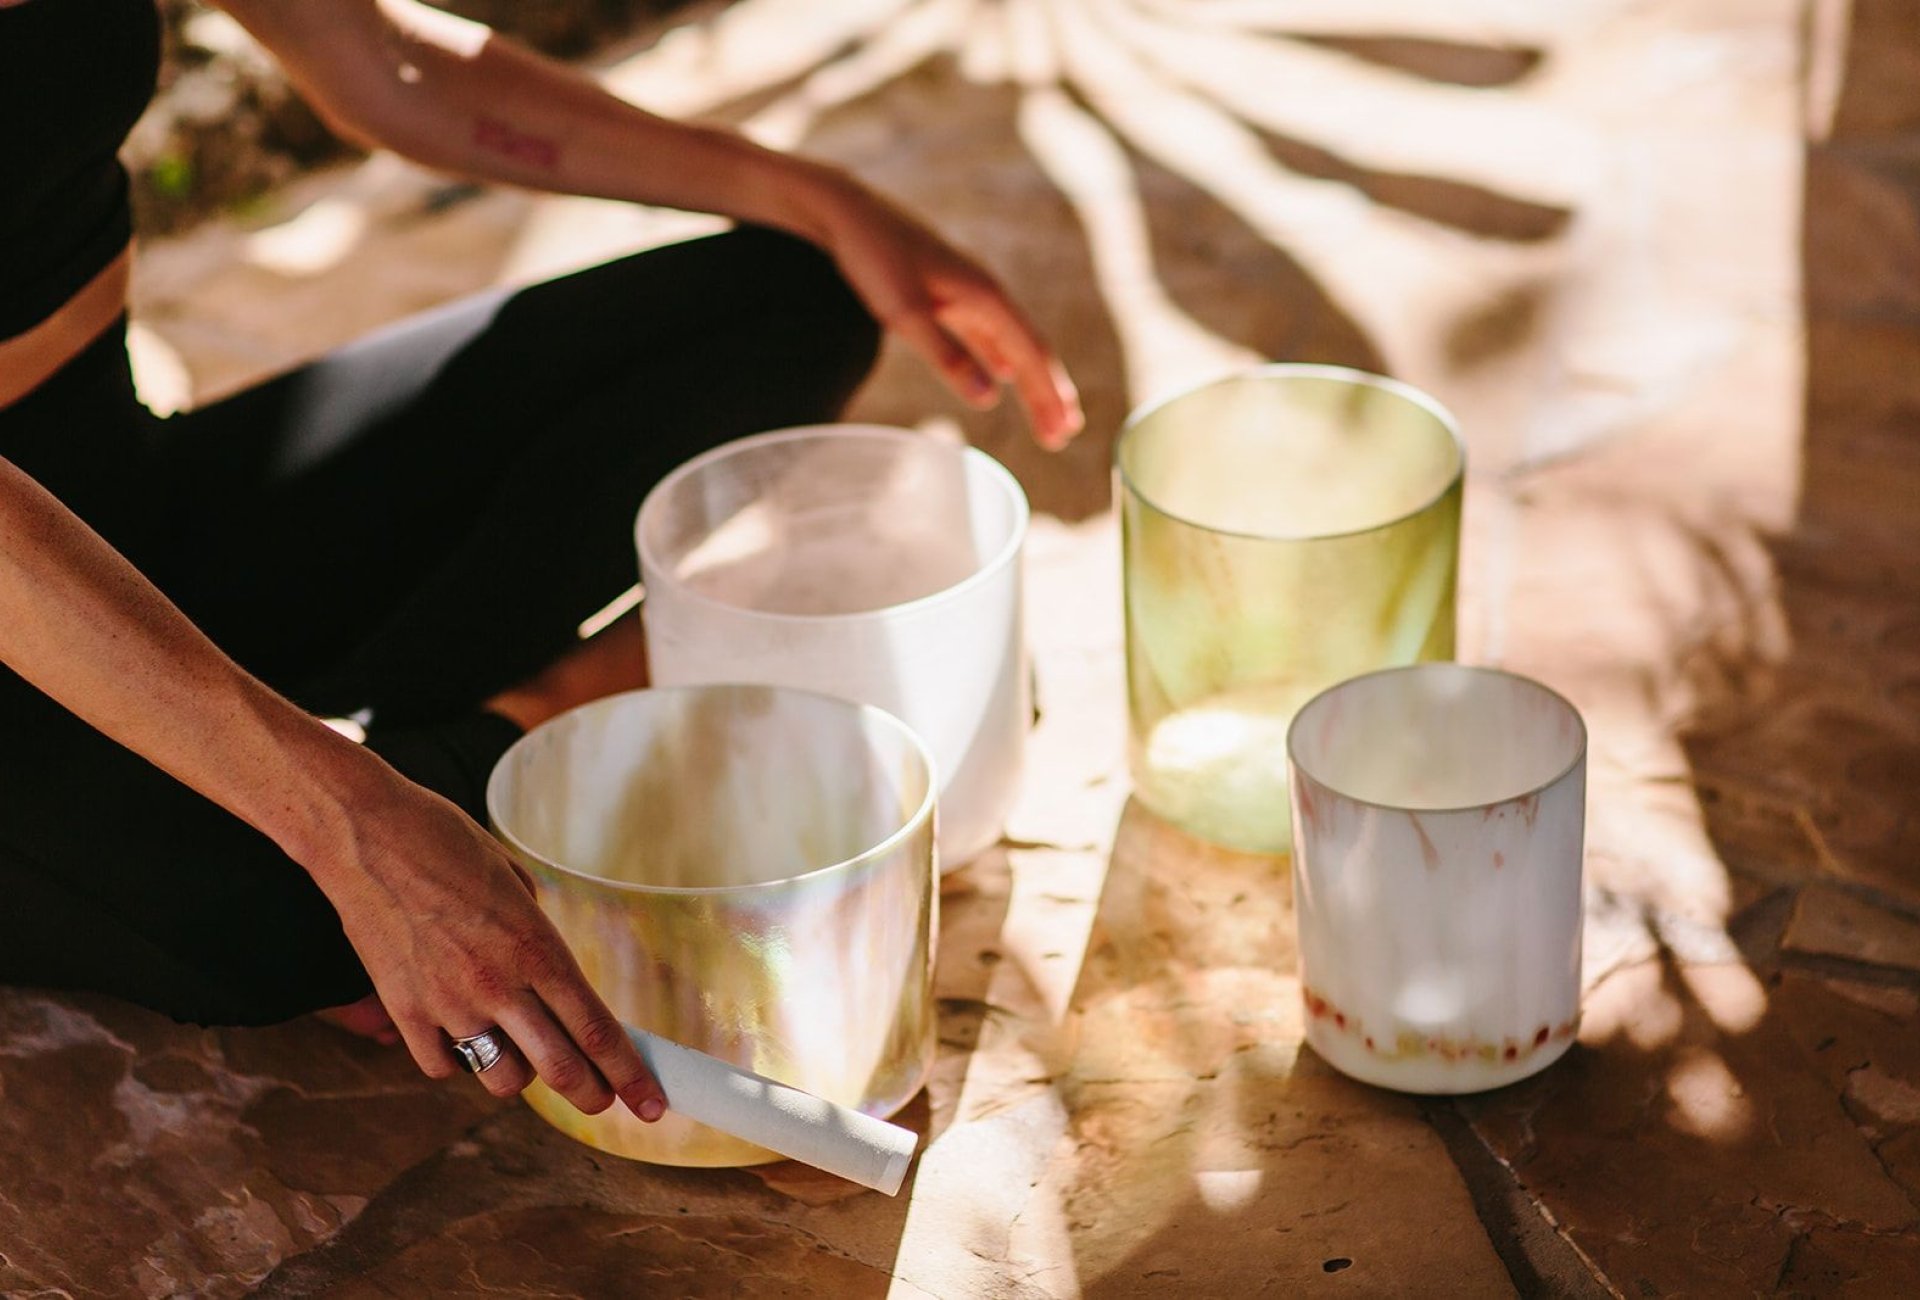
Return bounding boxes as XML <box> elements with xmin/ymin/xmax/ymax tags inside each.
<box><xmin>485</xmin><ymin>685</ymin><xmax>938</xmax><ymax>1166</ymax></box>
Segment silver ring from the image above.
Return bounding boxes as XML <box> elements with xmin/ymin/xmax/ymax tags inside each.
<box><xmin>450</xmin><ymin>1028</ymin><xmax>507</xmax><ymax>1074</ymax></box>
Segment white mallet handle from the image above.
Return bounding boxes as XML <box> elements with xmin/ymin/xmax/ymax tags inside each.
<box><xmin>625</xmin><ymin>1026</ymin><xmax>919</xmax><ymax>1196</ymax></box>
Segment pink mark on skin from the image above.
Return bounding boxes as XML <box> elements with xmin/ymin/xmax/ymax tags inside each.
<box><xmin>473</xmin><ymin>114</ymin><xmax>560</xmax><ymax>169</ymax></box>
<box><xmin>1493</xmin><ymin>851</ymin><xmax>1505</xmax><ymax>869</ymax></box>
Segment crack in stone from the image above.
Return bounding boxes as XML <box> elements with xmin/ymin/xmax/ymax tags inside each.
<box><xmin>1770</xmin><ymin>1228</ymin><xmax>1806</xmax><ymax>1292</ymax></box>
<box><xmin>1001</xmin><ymin>836</ymin><xmax>1102</xmax><ymax>853</ymax></box>
<box><xmin>1746</xmin><ymin>1195</ymin><xmax>1919</xmax><ymax>1238</ymax></box>
<box><xmin>1819</xmin><ymin>880</ymin><xmax>1920</xmax><ymax>926</ymax></box>
<box><xmin>248</xmin><ymin>1124</ymin><xmax>533</xmax><ymax>1296</ymax></box>
<box><xmin>0</xmin><ymin>1000</ymin><xmax>140</xmax><ymax>1060</ymax></box>
<box><xmin>1424</xmin><ymin>1101</ymin><xmax>1621</xmax><ymax>1299</ymax></box>
<box><xmin>1822</xmin><ymin>1064</ymin><xmax>1920</xmax><ymax>1211</ymax></box>
<box><xmin>937</xmin><ymin>997</ymin><xmax>1020</xmax><ymax>1020</ymax></box>
<box><xmin>1776</xmin><ymin>950</ymin><xmax>1920</xmax><ymax>991</ymax></box>
<box><xmin>615</xmin><ymin>1217</ymin><xmax>771</xmax><ymax>1265</ymax></box>
<box><xmin>1</xmin><ymin>1243</ymin><xmax>87</xmax><ymax>1300</ymax></box>
<box><xmin>1728</xmin><ymin>886</ymin><xmax>1799</xmax><ymax>968</ymax></box>
<box><xmin>737</xmin><ymin>1217</ymin><xmax>888</xmax><ymax>1276</ymax></box>
<box><xmin>1148</xmin><ymin>1123</ymin><xmax>1196</xmax><ymax>1147</ymax></box>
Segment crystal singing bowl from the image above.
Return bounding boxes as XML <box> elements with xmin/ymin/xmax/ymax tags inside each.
<box><xmin>637</xmin><ymin>424</ymin><xmax>1029</xmax><ymax>869</ymax></box>
<box><xmin>1287</xmin><ymin>664</ymin><xmax>1587</xmax><ymax>1094</ymax></box>
<box><xmin>1117</xmin><ymin>365</ymin><xmax>1464</xmax><ymax>854</ymax></box>
<box><xmin>485</xmin><ymin>685</ymin><xmax>938</xmax><ymax>1166</ymax></box>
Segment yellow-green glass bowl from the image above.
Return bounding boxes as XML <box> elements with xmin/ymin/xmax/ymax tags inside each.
<box><xmin>1117</xmin><ymin>364</ymin><xmax>1465</xmax><ymax>854</ymax></box>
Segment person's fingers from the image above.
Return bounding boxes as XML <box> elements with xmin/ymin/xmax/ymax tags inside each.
<box><xmin>537</xmin><ymin>967</ymin><xmax>668</xmax><ymax>1123</ymax></box>
<box><xmin>493</xmin><ymin>992</ymin><xmax>617</xmax><ymax>1115</ymax></box>
<box><xmin>1039</xmin><ymin>353</ymin><xmax>1084</xmax><ymax>446</ymax></box>
<box><xmin>317</xmin><ymin>992</ymin><xmax>400</xmax><ymax>1045</ymax></box>
<box><xmin>393</xmin><ymin>1009</ymin><xmax>461</xmax><ymax>1082</ymax></box>
<box><xmin>944</xmin><ymin>308</ymin><xmax>1076</xmax><ymax>447</ymax></box>
<box><xmin>949</xmin><ymin>307</ymin><xmax>1018</xmax><ymax>381</ymax></box>
<box><xmin>941</xmin><ymin>296</ymin><xmax>1084</xmax><ymax>448</ymax></box>
<box><xmin>444</xmin><ymin>1021</ymin><xmax>535</xmax><ymax>1099</ymax></box>
<box><xmin>891</xmin><ymin>308</ymin><xmax>997</xmax><ymax>410</ymax></box>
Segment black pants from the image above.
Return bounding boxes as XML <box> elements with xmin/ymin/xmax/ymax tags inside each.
<box><xmin>0</xmin><ymin>227</ymin><xmax>880</xmax><ymax>1025</ymax></box>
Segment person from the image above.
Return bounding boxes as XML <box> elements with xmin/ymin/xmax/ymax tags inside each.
<box><xmin>0</xmin><ymin>0</ymin><xmax>1081</xmax><ymax>1125</ymax></box>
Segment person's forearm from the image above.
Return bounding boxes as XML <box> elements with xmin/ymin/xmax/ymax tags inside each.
<box><xmin>235</xmin><ymin>0</ymin><xmax>854</xmax><ymax>244</ymax></box>
<box><xmin>216</xmin><ymin>0</ymin><xmax>1083</xmax><ymax>447</ymax></box>
<box><xmin>0</xmin><ymin>456</ymin><xmax>399</xmax><ymax>881</ymax></box>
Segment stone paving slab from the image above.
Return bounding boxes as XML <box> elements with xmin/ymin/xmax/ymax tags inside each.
<box><xmin>4</xmin><ymin>0</ymin><xmax>1919</xmax><ymax>1295</ymax></box>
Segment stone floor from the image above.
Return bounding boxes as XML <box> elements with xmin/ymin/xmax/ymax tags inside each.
<box><xmin>4</xmin><ymin>0</ymin><xmax>1919</xmax><ymax>1295</ymax></box>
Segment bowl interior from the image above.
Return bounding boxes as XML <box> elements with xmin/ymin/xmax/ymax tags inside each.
<box><xmin>488</xmin><ymin>686</ymin><xmax>933</xmax><ymax>890</ymax></box>
<box><xmin>639</xmin><ymin>427</ymin><xmax>1025</xmax><ymax>617</ymax></box>
<box><xmin>1290</xmin><ymin>665</ymin><xmax>1585</xmax><ymax>811</ymax></box>
<box><xmin>1119</xmin><ymin>367</ymin><xmax>1462</xmax><ymax>540</ymax></box>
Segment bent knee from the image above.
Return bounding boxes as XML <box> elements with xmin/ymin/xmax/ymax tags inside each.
<box><xmin>719</xmin><ymin>226</ymin><xmax>881</xmax><ymax>371</ymax></box>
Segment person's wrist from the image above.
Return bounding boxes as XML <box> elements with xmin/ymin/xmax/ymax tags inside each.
<box><xmin>258</xmin><ymin>705</ymin><xmax>411</xmax><ymax>889</ymax></box>
<box><xmin>748</xmin><ymin>152</ymin><xmax>866</xmax><ymax>248</ymax></box>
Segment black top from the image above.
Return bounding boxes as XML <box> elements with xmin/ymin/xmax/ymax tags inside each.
<box><xmin>0</xmin><ymin>0</ymin><xmax>161</xmax><ymax>338</ymax></box>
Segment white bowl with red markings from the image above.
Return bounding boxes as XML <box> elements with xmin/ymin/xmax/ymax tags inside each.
<box><xmin>1287</xmin><ymin>664</ymin><xmax>1587</xmax><ymax>1093</ymax></box>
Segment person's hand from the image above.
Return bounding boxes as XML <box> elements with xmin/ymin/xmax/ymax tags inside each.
<box><xmin>807</xmin><ymin>175</ymin><xmax>1084</xmax><ymax>449</ymax></box>
<box><xmin>314</xmin><ymin>774</ymin><xmax>666</xmax><ymax>1121</ymax></box>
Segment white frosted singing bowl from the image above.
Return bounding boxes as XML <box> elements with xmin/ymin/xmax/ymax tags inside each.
<box><xmin>637</xmin><ymin>425</ymin><xmax>1030</xmax><ymax>868</ymax></box>
<box><xmin>1287</xmin><ymin>665</ymin><xmax>1586</xmax><ymax>1094</ymax></box>
<box><xmin>486</xmin><ymin>685</ymin><xmax>937</xmax><ymax>1166</ymax></box>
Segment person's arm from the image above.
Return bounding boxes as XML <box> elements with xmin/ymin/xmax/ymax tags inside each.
<box><xmin>0</xmin><ymin>456</ymin><xmax>666</xmax><ymax>1121</ymax></box>
<box><xmin>213</xmin><ymin>0</ymin><xmax>1083</xmax><ymax>446</ymax></box>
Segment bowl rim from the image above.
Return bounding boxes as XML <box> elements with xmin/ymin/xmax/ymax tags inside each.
<box><xmin>1114</xmin><ymin>363</ymin><xmax>1467</xmax><ymax>543</ymax></box>
<box><xmin>484</xmin><ymin>684</ymin><xmax>939</xmax><ymax>895</ymax></box>
<box><xmin>635</xmin><ymin>423</ymin><xmax>1030</xmax><ymax>625</ymax></box>
<box><xmin>1285</xmin><ymin>663</ymin><xmax>1589</xmax><ymax>814</ymax></box>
